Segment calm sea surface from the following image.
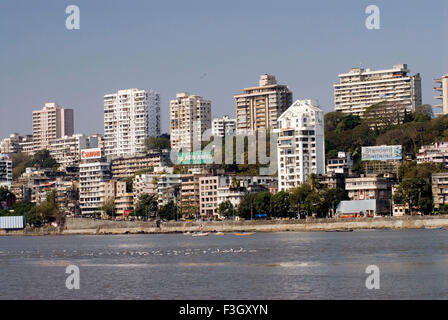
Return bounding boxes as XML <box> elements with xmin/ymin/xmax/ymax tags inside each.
<box><xmin>1</xmin><ymin>229</ymin><xmax>448</xmax><ymax>299</ymax></box>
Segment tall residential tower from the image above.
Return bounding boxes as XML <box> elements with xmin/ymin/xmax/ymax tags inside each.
<box><xmin>277</xmin><ymin>100</ymin><xmax>325</xmax><ymax>192</ymax></box>
<box><xmin>434</xmin><ymin>74</ymin><xmax>448</xmax><ymax>116</ymax></box>
<box><xmin>32</xmin><ymin>103</ymin><xmax>74</xmax><ymax>152</ymax></box>
<box><xmin>169</xmin><ymin>92</ymin><xmax>211</xmax><ymax>151</ymax></box>
<box><xmin>104</xmin><ymin>88</ymin><xmax>160</xmax><ymax>157</ymax></box>
<box><xmin>234</xmin><ymin>75</ymin><xmax>292</xmax><ymax>132</ymax></box>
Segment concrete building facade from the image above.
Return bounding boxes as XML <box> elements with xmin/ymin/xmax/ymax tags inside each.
<box><xmin>416</xmin><ymin>142</ymin><xmax>448</xmax><ymax>166</ymax></box>
<box><xmin>32</xmin><ymin>103</ymin><xmax>74</xmax><ymax>152</ymax></box>
<box><xmin>78</xmin><ymin>149</ymin><xmax>112</xmax><ymax>215</ymax></box>
<box><xmin>434</xmin><ymin>74</ymin><xmax>448</xmax><ymax>116</ymax></box>
<box><xmin>334</xmin><ymin>64</ymin><xmax>422</xmax><ymax>118</ymax></box>
<box><xmin>111</xmin><ymin>151</ymin><xmax>170</xmax><ymax>180</ymax></box>
<box><xmin>199</xmin><ymin>176</ymin><xmax>219</xmax><ymax>218</ymax></box>
<box><xmin>211</xmin><ymin>116</ymin><xmax>236</xmax><ymax>137</ymax></box>
<box><xmin>235</xmin><ymin>75</ymin><xmax>292</xmax><ymax>132</ymax></box>
<box><xmin>0</xmin><ymin>155</ymin><xmax>12</xmax><ymax>188</ymax></box>
<box><xmin>432</xmin><ymin>172</ymin><xmax>448</xmax><ymax>210</ymax></box>
<box><xmin>345</xmin><ymin>175</ymin><xmax>392</xmax><ymax>201</ymax></box>
<box><xmin>49</xmin><ymin>134</ymin><xmax>99</xmax><ymax>169</ymax></box>
<box><xmin>169</xmin><ymin>93</ymin><xmax>211</xmax><ymax>151</ymax></box>
<box><xmin>277</xmin><ymin>100</ymin><xmax>325</xmax><ymax>191</ymax></box>
<box><xmin>104</xmin><ymin>88</ymin><xmax>160</xmax><ymax>157</ymax></box>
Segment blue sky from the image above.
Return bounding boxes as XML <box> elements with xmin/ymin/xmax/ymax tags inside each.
<box><xmin>1</xmin><ymin>0</ymin><xmax>447</xmax><ymax>137</ymax></box>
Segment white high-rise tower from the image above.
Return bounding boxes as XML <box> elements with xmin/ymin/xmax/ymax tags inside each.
<box><xmin>104</xmin><ymin>88</ymin><xmax>160</xmax><ymax>157</ymax></box>
<box><xmin>277</xmin><ymin>100</ymin><xmax>325</xmax><ymax>192</ymax></box>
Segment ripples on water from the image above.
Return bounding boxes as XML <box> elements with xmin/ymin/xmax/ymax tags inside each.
<box><xmin>2</xmin><ymin>230</ymin><xmax>448</xmax><ymax>299</ymax></box>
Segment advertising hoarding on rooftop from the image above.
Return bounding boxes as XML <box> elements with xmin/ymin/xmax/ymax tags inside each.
<box><xmin>361</xmin><ymin>145</ymin><xmax>402</xmax><ymax>161</ymax></box>
<box><xmin>177</xmin><ymin>151</ymin><xmax>213</xmax><ymax>165</ymax></box>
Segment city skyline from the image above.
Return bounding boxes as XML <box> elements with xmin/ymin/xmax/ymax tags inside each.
<box><xmin>1</xmin><ymin>0</ymin><xmax>447</xmax><ymax>138</ymax></box>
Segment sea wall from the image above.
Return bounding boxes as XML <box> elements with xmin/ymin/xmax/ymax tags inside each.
<box><xmin>59</xmin><ymin>215</ymin><xmax>448</xmax><ymax>235</ymax></box>
<box><xmin>2</xmin><ymin>216</ymin><xmax>448</xmax><ymax>236</ymax></box>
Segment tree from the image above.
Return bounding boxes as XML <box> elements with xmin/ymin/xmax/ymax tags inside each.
<box><xmin>30</xmin><ymin>149</ymin><xmax>58</xmax><ymax>169</ymax></box>
<box><xmin>324</xmin><ymin>111</ymin><xmax>346</xmax><ymax>132</ymax></box>
<box><xmin>217</xmin><ymin>200</ymin><xmax>234</xmax><ymax>219</ymax></box>
<box><xmin>270</xmin><ymin>191</ymin><xmax>290</xmax><ymax>218</ymax></box>
<box><xmin>37</xmin><ymin>190</ymin><xmax>63</xmax><ymax>224</ymax></box>
<box><xmin>230</xmin><ymin>178</ymin><xmax>240</xmax><ymax>189</ymax></box>
<box><xmin>393</xmin><ymin>177</ymin><xmax>426</xmax><ymax>215</ymax></box>
<box><xmin>363</xmin><ymin>101</ymin><xmax>406</xmax><ymax>128</ymax></box>
<box><xmin>145</xmin><ymin>135</ymin><xmax>171</xmax><ymax>152</ymax></box>
<box><xmin>0</xmin><ymin>186</ymin><xmax>15</xmax><ymax>203</ymax></box>
<box><xmin>323</xmin><ymin>188</ymin><xmax>347</xmax><ymax>217</ymax></box>
<box><xmin>101</xmin><ymin>197</ymin><xmax>116</xmax><ymax>219</ymax></box>
<box><xmin>237</xmin><ymin>193</ymin><xmax>256</xmax><ymax>219</ymax></box>
<box><xmin>134</xmin><ymin>194</ymin><xmax>158</xmax><ymax>219</ymax></box>
<box><xmin>159</xmin><ymin>200</ymin><xmax>177</xmax><ymax>220</ymax></box>
<box><xmin>0</xmin><ymin>201</ymin><xmax>40</xmax><ymax>226</ymax></box>
<box><xmin>303</xmin><ymin>192</ymin><xmax>325</xmax><ymax>217</ymax></box>
<box><xmin>11</xmin><ymin>152</ymin><xmax>32</xmax><ymax>179</ymax></box>
<box><xmin>254</xmin><ymin>192</ymin><xmax>271</xmax><ymax>216</ymax></box>
<box><xmin>413</xmin><ymin>104</ymin><xmax>433</xmax><ymax>122</ymax></box>
<box><xmin>335</xmin><ymin>114</ymin><xmax>361</xmax><ymax>132</ymax></box>
<box><xmin>289</xmin><ymin>183</ymin><xmax>313</xmax><ymax>212</ymax></box>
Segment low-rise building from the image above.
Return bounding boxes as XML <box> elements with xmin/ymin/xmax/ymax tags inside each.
<box><xmin>199</xmin><ymin>176</ymin><xmax>219</xmax><ymax>218</ymax></box>
<box><xmin>432</xmin><ymin>172</ymin><xmax>448</xmax><ymax>210</ymax></box>
<box><xmin>416</xmin><ymin>142</ymin><xmax>448</xmax><ymax>166</ymax></box>
<box><xmin>318</xmin><ymin>172</ymin><xmax>346</xmax><ymax>190</ymax></box>
<box><xmin>217</xmin><ymin>177</ymin><xmax>248</xmax><ymax>210</ymax></box>
<box><xmin>326</xmin><ymin>152</ymin><xmax>353</xmax><ymax>174</ymax></box>
<box><xmin>49</xmin><ymin>134</ymin><xmax>99</xmax><ymax>169</ymax></box>
<box><xmin>0</xmin><ymin>134</ymin><xmax>33</xmax><ymax>155</ymax></box>
<box><xmin>336</xmin><ymin>199</ymin><xmax>391</xmax><ymax>218</ymax></box>
<box><xmin>111</xmin><ymin>151</ymin><xmax>170</xmax><ymax>180</ymax></box>
<box><xmin>180</xmin><ymin>174</ymin><xmax>207</xmax><ymax>217</ymax></box>
<box><xmin>157</xmin><ymin>174</ymin><xmax>182</xmax><ymax>207</ymax></box>
<box><xmin>345</xmin><ymin>175</ymin><xmax>393</xmax><ymax>201</ymax></box>
<box><xmin>133</xmin><ymin>173</ymin><xmax>159</xmax><ymax>206</ymax></box>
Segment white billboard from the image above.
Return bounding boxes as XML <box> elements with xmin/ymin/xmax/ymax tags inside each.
<box><xmin>80</xmin><ymin>148</ymin><xmax>102</xmax><ymax>160</ymax></box>
<box><xmin>362</xmin><ymin>145</ymin><xmax>402</xmax><ymax>161</ymax></box>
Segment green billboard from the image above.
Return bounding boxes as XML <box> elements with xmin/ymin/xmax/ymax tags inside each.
<box><xmin>177</xmin><ymin>151</ymin><xmax>213</xmax><ymax>165</ymax></box>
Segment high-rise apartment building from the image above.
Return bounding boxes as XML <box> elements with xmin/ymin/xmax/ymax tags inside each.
<box><xmin>234</xmin><ymin>75</ymin><xmax>293</xmax><ymax>132</ymax></box>
<box><xmin>277</xmin><ymin>100</ymin><xmax>325</xmax><ymax>192</ymax></box>
<box><xmin>169</xmin><ymin>92</ymin><xmax>211</xmax><ymax>151</ymax></box>
<box><xmin>334</xmin><ymin>64</ymin><xmax>422</xmax><ymax>118</ymax></box>
<box><xmin>211</xmin><ymin>116</ymin><xmax>236</xmax><ymax>137</ymax></box>
<box><xmin>78</xmin><ymin>148</ymin><xmax>112</xmax><ymax>215</ymax></box>
<box><xmin>104</xmin><ymin>88</ymin><xmax>160</xmax><ymax>157</ymax></box>
<box><xmin>434</xmin><ymin>74</ymin><xmax>448</xmax><ymax>116</ymax></box>
<box><xmin>0</xmin><ymin>155</ymin><xmax>12</xmax><ymax>188</ymax></box>
<box><xmin>32</xmin><ymin>103</ymin><xmax>74</xmax><ymax>152</ymax></box>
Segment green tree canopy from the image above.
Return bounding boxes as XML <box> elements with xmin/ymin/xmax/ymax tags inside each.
<box><xmin>145</xmin><ymin>135</ymin><xmax>171</xmax><ymax>152</ymax></box>
<box><xmin>101</xmin><ymin>197</ymin><xmax>116</xmax><ymax>218</ymax></box>
<box><xmin>270</xmin><ymin>191</ymin><xmax>290</xmax><ymax>218</ymax></box>
<box><xmin>217</xmin><ymin>200</ymin><xmax>234</xmax><ymax>219</ymax></box>
<box><xmin>134</xmin><ymin>193</ymin><xmax>158</xmax><ymax>218</ymax></box>
<box><xmin>159</xmin><ymin>200</ymin><xmax>177</xmax><ymax>220</ymax></box>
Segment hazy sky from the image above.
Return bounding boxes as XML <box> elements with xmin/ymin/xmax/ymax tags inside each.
<box><xmin>1</xmin><ymin>0</ymin><xmax>447</xmax><ymax>138</ymax></box>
